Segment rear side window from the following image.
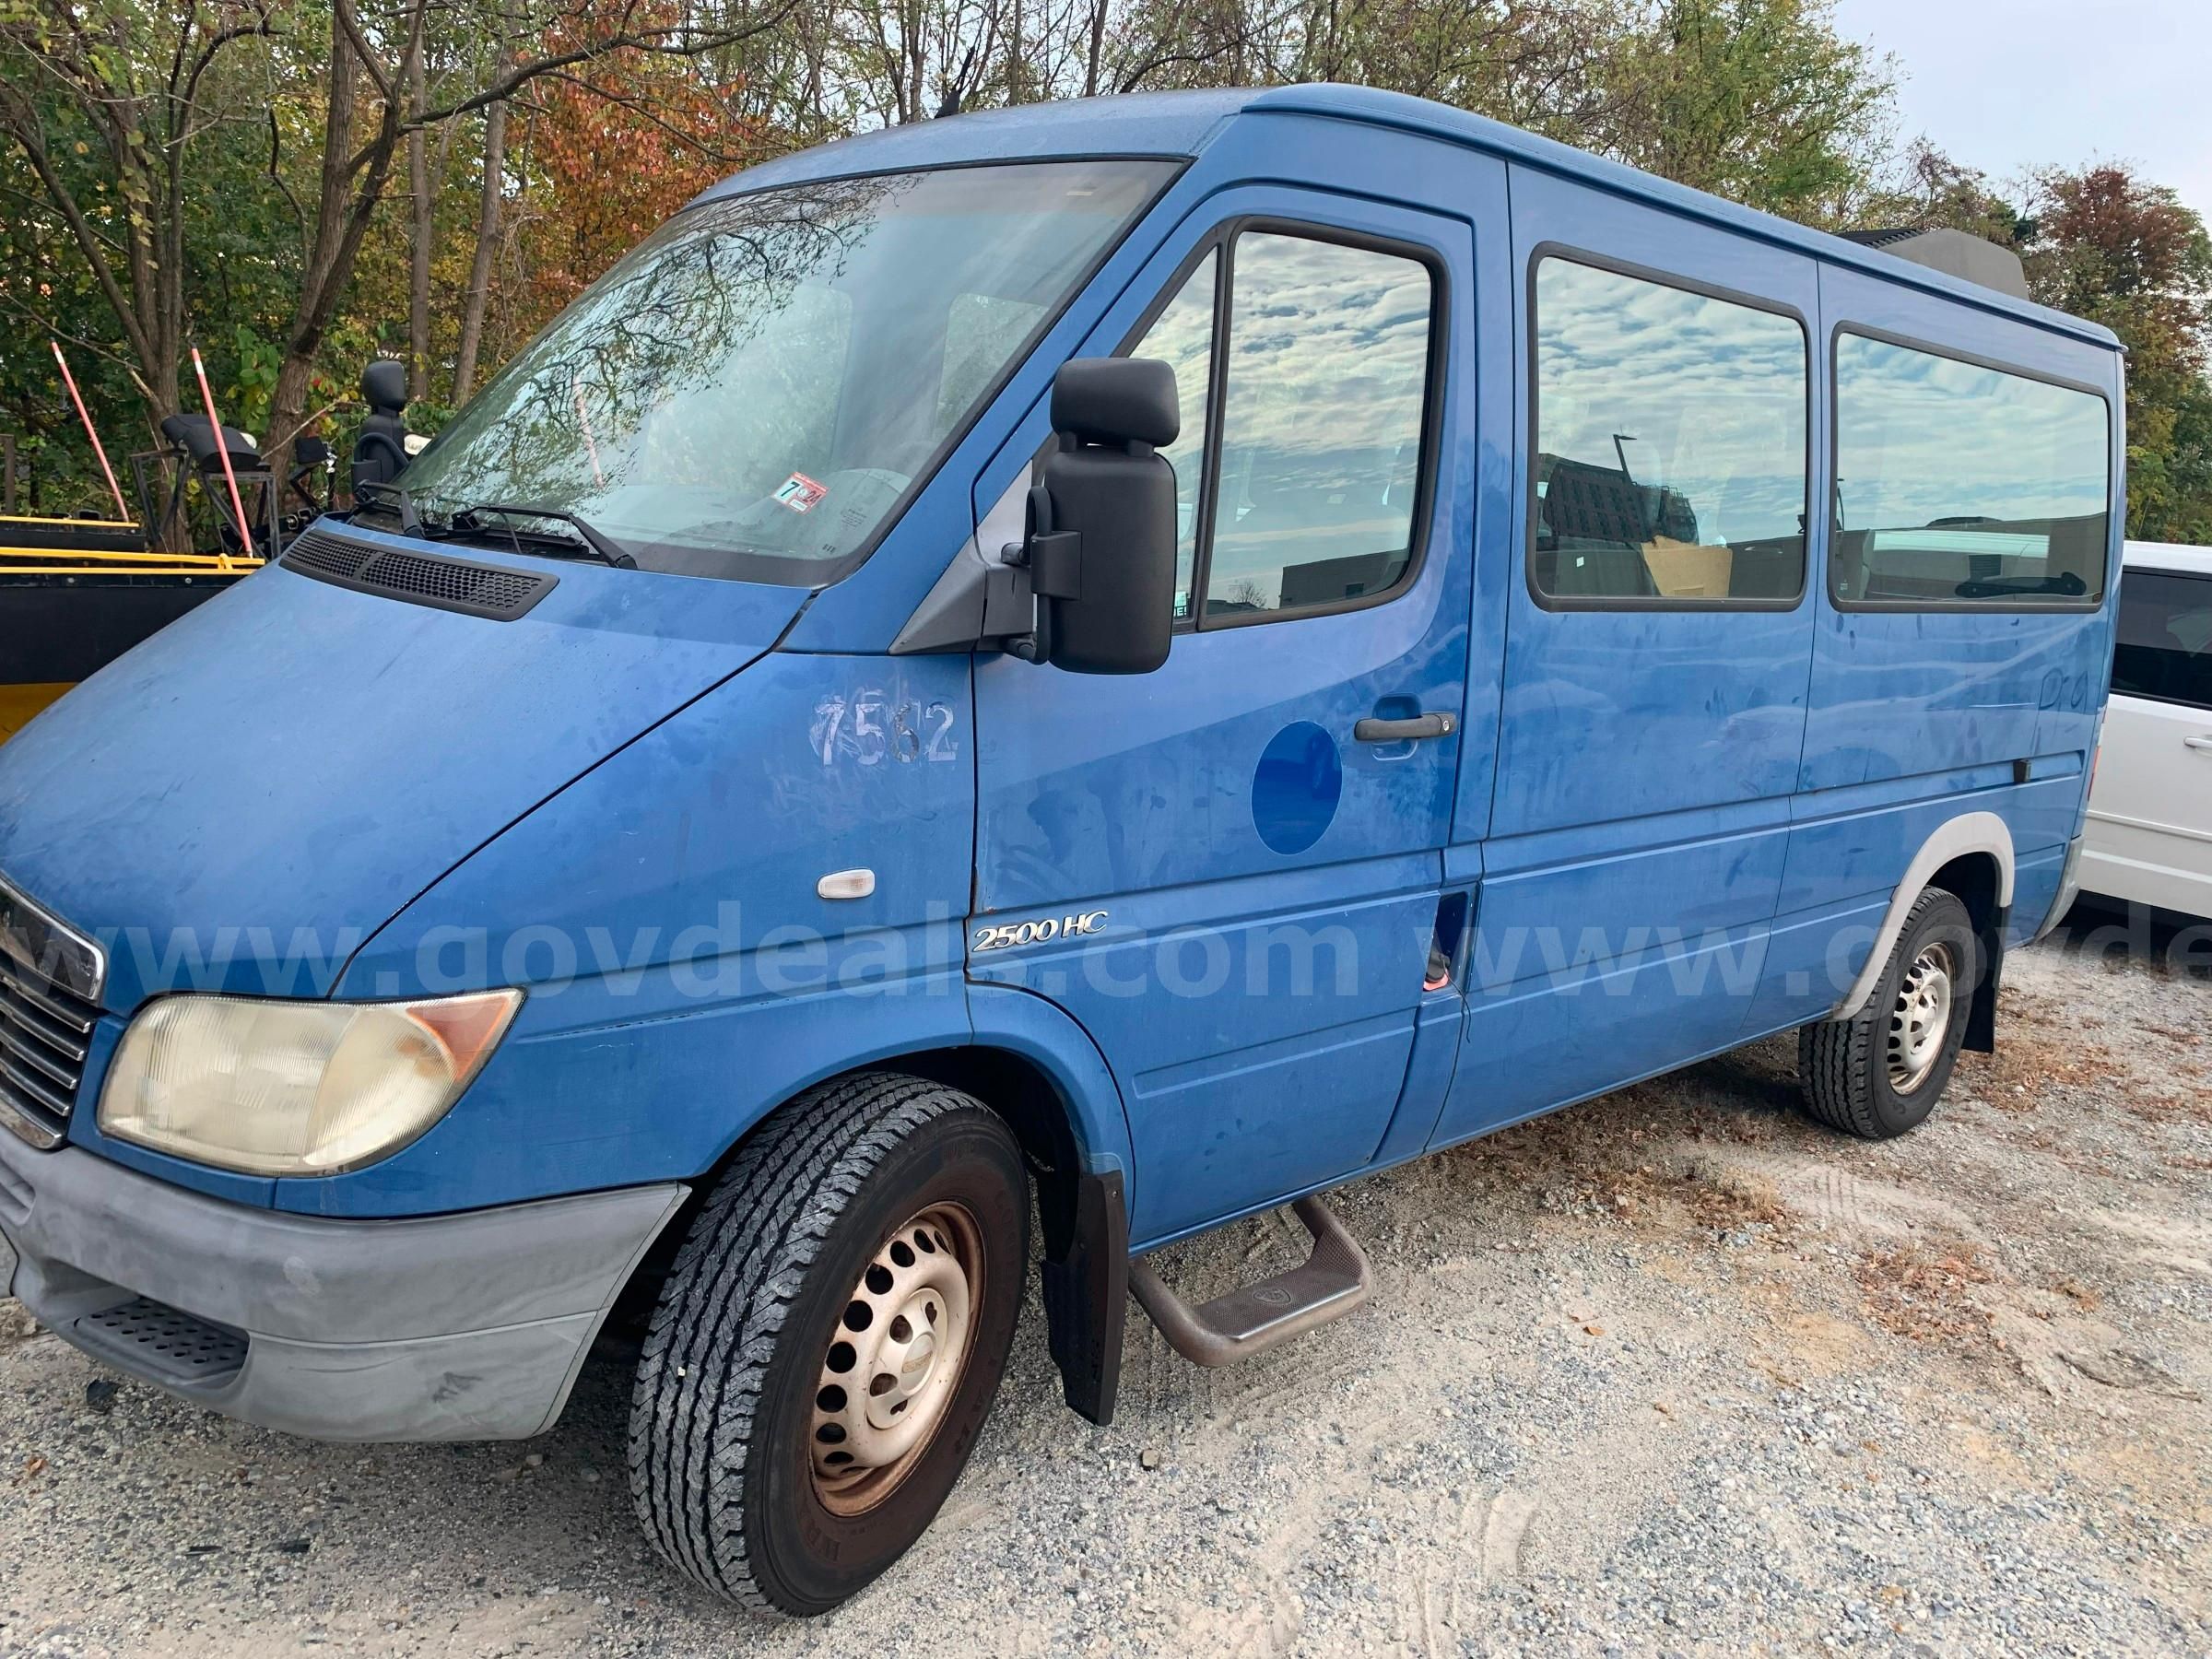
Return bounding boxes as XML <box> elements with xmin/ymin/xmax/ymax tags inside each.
<box><xmin>2112</xmin><ymin>568</ymin><xmax>2212</xmax><ymax>711</ymax></box>
<box><xmin>1530</xmin><ymin>256</ymin><xmax>1808</xmax><ymax>606</ymax></box>
<box><xmin>1830</xmin><ymin>335</ymin><xmax>2111</xmax><ymax>607</ymax></box>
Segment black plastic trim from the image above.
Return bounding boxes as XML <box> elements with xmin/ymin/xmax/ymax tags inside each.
<box><xmin>1039</xmin><ymin>1166</ymin><xmax>1128</xmax><ymax>1426</ymax></box>
<box><xmin>282</xmin><ymin>529</ymin><xmax>559</xmax><ymax>621</ymax></box>
<box><xmin>70</xmin><ymin>1296</ymin><xmax>248</xmax><ymax>1392</ymax></box>
<box><xmin>1965</xmin><ymin>901</ymin><xmax>2008</xmax><ymax>1054</ymax></box>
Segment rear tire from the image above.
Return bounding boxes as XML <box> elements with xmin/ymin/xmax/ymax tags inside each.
<box><xmin>1797</xmin><ymin>888</ymin><xmax>1977</xmax><ymax>1140</ymax></box>
<box><xmin>628</xmin><ymin>1073</ymin><xmax>1028</xmax><ymax>1615</ymax></box>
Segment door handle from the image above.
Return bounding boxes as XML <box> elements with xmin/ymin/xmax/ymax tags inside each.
<box><xmin>1354</xmin><ymin>712</ymin><xmax>1456</xmax><ymax>744</ymax></box>
<box><xmin>2185</xmin><ymin>735</ymin><xmax>2212</xmax><ymax>752</ymax></box>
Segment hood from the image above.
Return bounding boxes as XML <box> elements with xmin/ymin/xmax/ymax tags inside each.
<box><xmin>0</xmin><ymin>535</ymin><xmax>805</xmax><ymax>1011</ymax></box>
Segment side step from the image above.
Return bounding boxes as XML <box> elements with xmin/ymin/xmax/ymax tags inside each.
<box><xmin>1128</xmin><ymin>1195</ymin><xmax>1373</xmax><ymax>1367</ymax></box>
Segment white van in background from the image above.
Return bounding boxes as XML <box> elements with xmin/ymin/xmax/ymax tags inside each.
<box><xmin>2081</xmin><ymin>541</ymin><xmax>2212</xmax><ymax>917</ymax></box>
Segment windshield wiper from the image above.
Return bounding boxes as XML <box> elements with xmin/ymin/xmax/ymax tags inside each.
<box><xmin>353</xmin><ymin>479</ymin><xmax>424</xmax><ymax>536</ymax></box>
<box><xmin>1955</xmin><ymin>571</ymin><xmax>2089</xmax><ymax>601</ymax></box>
<box><xmin>449</xmin><ymin>502</ymin><xmax>638</xmax><ymax>569</ymax></box>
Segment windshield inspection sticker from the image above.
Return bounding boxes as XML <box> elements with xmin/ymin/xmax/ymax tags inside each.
<box><xmin>773</xmin><ymin>472</ymin><xmax>830</xmax><ymax>513</ymax></box>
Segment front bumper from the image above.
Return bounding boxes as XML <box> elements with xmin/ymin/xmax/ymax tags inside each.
<box><xmin>0</xmin><ymin>1131</ymin><xmax>686</xmax><ymax>1441</ymax></box>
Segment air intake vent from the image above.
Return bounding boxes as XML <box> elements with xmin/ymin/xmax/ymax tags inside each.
<box><xmin>282</xmin><ymin>526</ymin><xmax>557</xmax><ymax>620</ymax></box>
<box><xmin>72</xmin><ymin>1297</ymin><xmax>248</xmax><ymax>1389</ymax></box>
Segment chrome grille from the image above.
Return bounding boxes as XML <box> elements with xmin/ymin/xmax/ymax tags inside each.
<box><xmin>0</xmin><ymin>877</ymin><xmax>104</xmax><ymax>1149</ymax></box>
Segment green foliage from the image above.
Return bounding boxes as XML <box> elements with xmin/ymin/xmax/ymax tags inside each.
<box><xmin>1868</xmin><ymin>147</ymin><xmax>2212</xmax><ymax>543</ymax></box>
<box><xmin>1591</xmin><ymin>0</ymin><xmax>1898</xmax><ymax>224</ymax></box>
<box><xmin>226</xmin><ymin>325</ymin><xmax>284</xmax><ymax>435</ymax></box>
<box><xmin>2</xmin><ymin>0</ymin><xmax>2207</xmax><ymax>538</ymax></box>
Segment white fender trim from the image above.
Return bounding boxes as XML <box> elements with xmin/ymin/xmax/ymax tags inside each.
<box><xmin>1830</xmin><ymin>811</ymin><xmax>2015</xmax><ymax>1020</ymax></box>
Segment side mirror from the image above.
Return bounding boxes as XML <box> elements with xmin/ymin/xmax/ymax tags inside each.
<box><xmin>1013</xmin><ymin>358</ymin><xmax>1179</xmax><ymax>675</ymax></box>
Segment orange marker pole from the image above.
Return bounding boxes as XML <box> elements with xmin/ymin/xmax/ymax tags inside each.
<box><xmin>190</xmin><ymin>345</ymin><xmax>252</xmax><ymax>569</ymax></box>
<box><xmin>51</xmin><ymin>341</ymin><xmax>132</xmax><ymax>523</ymax></box>
<box><xmin>573</xmin><ymin>385</ymin><xmax>605</xmax><ymax>488</ymax></box>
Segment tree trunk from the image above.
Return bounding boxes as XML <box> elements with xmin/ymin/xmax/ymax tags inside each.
<box><xmin>1085</xmin><ymin>0</ymin><xmax>1108</xmax><ymax>97</ymax></box>
<box><xmin>451</xmin><ymin>58</ymin><xmax>511</xmax><ymax>406</ymax></box>
<box><xmin>407</xmin><ymin>37</ymin><xmax>432</xmax><ymax>403</ymax></box>
<box><xmin>265</xmin><ymin>7</ymin><xmax>414</xmax><ymax>495</ymax></box>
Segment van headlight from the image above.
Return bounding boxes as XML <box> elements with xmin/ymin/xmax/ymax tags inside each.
<box><xmin>98</xmin><ymin>990</ymin><xmax>523</xmax><ymax>1176</ymax></box>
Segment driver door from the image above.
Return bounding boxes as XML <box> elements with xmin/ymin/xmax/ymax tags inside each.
<box><xmin>968</xmin><ymin>190</ymin><xmax>1478</xmax><ymax>1246</ymax></box>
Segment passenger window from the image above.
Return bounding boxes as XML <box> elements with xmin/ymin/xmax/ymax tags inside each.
<box><xmin>1531</xmin><ymin>258</ymin><xmax>1808</xmax><ymax>605</ymax></box>
<box><xmin>1206</xmin><ymin>234</ymin><xmax>1432</xmax><ymax>617</ymax></box>
<box><xmin>1831</xmin><ymin>335</ymin><xmax>2110</xmax><ymax>607</ymax></box>
<box><xmin>2112</xmin><ymin>570</ymin><xmax>2212</xmax><ymax>711</ymax></box>
<box><xmin>1130</xmin><ymin>253</ymin><xmax>1217</xmax><ymax>619</ymax></box>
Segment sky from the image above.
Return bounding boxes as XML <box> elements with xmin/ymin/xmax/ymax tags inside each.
<box><xmin>1830</xmin><ymin>0</ymin><xmax>2212</xmax><ymax>222</ymax></box>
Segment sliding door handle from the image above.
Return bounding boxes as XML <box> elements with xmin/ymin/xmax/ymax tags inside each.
<box><xmin>1354</xmin><ymin>712</ymin><xmax>1456</xmax><ymax>744</ymax></box>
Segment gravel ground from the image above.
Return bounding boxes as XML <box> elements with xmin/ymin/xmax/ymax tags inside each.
<box><xmin>3</xmin><ymin>908</ymin><xmax>2208</xmax><ymax>1657</ymax></box>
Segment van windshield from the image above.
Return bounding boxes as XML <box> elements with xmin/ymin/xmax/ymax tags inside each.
<box><xmin>395</xmin><ymin>159</ymin><xmax>1173</xmax><ymax>584</ymax></box>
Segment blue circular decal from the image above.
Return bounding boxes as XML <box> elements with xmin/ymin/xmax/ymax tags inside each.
<box><xmin>1253</xmin><ymin>721</ymin><xmax>1343</xmax><ymax>855</ymax></box>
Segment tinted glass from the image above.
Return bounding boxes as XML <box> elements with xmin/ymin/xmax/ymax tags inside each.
<box><xmin>398</xmin><ymin>160</ymin><xmax>1171</xmax><ymax>583</ymax></box>
<box><xmin>2112</xmin><ymin>568</ymin><xmax>2212</xmax><ymax>710</ymax></box>
<box><xmin>1532</xmin><ymin>258</ymin><xmax>1808</xmax><ymax>604</ymax></box>
<box><xmin>1131</xmin><ymin>252</ymin><xmax>1218</xmax><ymax>619</ymax></box>
<box><xmin>1832</xmin><ymin>335</ymin><xmax>2111</xmax><ymax>606</ymax></box>
<box><xmin>1205</xmin><ymin>233</ymin><xmax>1432</xmax><ymax>617</ymax></box>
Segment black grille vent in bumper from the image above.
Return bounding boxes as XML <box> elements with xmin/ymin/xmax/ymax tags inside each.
<box><xmin>0</xmin><ymin>877</ymin><xmax>102</xmax><ymax>1150</ymax></box>
<box><xmin>73</xmin><ymin>1297</ymin><xmax>247</xmax><ymax>1389</ymax></box>
<box><xmin>282</xmin><ymin>526</ymin><xmax>557</xmax><ymax>620</ymax></box>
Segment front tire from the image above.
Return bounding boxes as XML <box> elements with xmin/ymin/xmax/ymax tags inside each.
<box><xmin>628</xmin><ymin>1073</ymin><xmax>1029</xmax><ymax>1615</ymax></box>
<box><xmin>1797</xmin><ymin>888</ymin><xmax>1977</xmax><ymax>1140</ymax></box>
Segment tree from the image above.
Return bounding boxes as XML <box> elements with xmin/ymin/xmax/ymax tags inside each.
<box><xmin>7</xmin><ymin>0</ymin><xmax>2208</xmax><ymax>541</ymax></box>
<box><xmin>1880</xmin><ymin>138</ymin><xmax>2029</xmax><ymax>249</ymax></box>
<box><xmin>0</xmin><ymin>0</ymin><xmax>283</xmax><ymax>434</ymax></box>
<box><xmin>1589</xmin><ymin>0</ymin><xmax>1896</xmax><ymax>224</ymax></box>
<box><xmin>1865</xmin><ymin>146</ymin><xmax>2212</xmax><ymax>541</ymax></box>
<box><xmin>2025</xmin><ymin>163</ymin><xmax>2212</xmax><ymax>543</ymax></box>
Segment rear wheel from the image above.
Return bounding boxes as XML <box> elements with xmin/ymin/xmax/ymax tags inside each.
<box><xmin>628</xmin><ymin>1073</ymin><xmax>1028</xmax><ymax>1614</ymax></box>
<box><xmin>1797</xmin><ymin>888</ymin><xmax>1977</xmax><ymax>1139</ymax></box>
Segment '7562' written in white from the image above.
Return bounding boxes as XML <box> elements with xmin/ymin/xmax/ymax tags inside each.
<box><xmin>811</xmin><ymin>691</ymin><xmax>959</xmax><ymax>767</ymax></box>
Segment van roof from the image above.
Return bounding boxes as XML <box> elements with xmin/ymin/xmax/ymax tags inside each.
<box><xmin>689</xmin><ymin>83</ymin><xmax>2120</xmax><ymax>350</ymax></box>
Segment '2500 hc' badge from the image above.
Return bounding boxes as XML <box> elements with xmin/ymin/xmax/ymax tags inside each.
<box><xmin>972</xmin><ymin>910</ymin><xmax>1109</xmax><ymax>952</ymax></box>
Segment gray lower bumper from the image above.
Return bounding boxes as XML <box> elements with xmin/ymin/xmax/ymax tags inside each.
<box><xmin>0</xmin><ymin>1132</ymin><xmax>686</xmax><ymax>1441</ymax></box>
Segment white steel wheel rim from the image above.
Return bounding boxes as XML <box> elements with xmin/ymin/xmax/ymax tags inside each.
<box><xmin>1888</xmin><ymin>940</ymin><xmax>1957</xmax><ymax>1094</ymax></box>
<box><xmin>809</xmin><ymin>1202</ymin><xmax>982</xmax><ymax>1515</ymax></box>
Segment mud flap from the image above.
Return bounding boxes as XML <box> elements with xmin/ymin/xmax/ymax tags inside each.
<box><xmin>1965</xmin><ymin>902</ymin><xmax>2008</xmax><ymax>1054</ymax></box>
<box><xmin>1039</xmin><ymin>1167</ymin><xmax>1127</xmax><ymax>1426</ymax></box>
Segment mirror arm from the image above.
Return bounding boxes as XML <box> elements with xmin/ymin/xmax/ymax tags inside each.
<box><xmin>987</xmin><ymin>541</ymin><xmax>1043</xmax><ymax>662</ymax></box>
<box><xmin>1026</xmin><ymin>531</ymin><xmax>1082</xmax><ymax>599</ymax></box>
<box><xmin>993</xmin><ymin>480</ymin><xmax>1087</xmax><ymax>662</ymax></box>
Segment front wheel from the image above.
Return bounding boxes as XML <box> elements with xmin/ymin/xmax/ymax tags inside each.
<box><xmin>1797</xmin><ymin>888</ymin><xmax>1978</xmax><ymax>1139</ymax></box>
<box><xmin>628</xmin><ymin>1074</ymin><xmax>1029</xmax><ymax>1615</ymax></box>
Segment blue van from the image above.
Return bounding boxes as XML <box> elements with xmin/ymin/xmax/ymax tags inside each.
<box><xmin>0</xmin><ymin>86</ymin><xmax>2120</xmax><ymax>1614</ymax></box>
